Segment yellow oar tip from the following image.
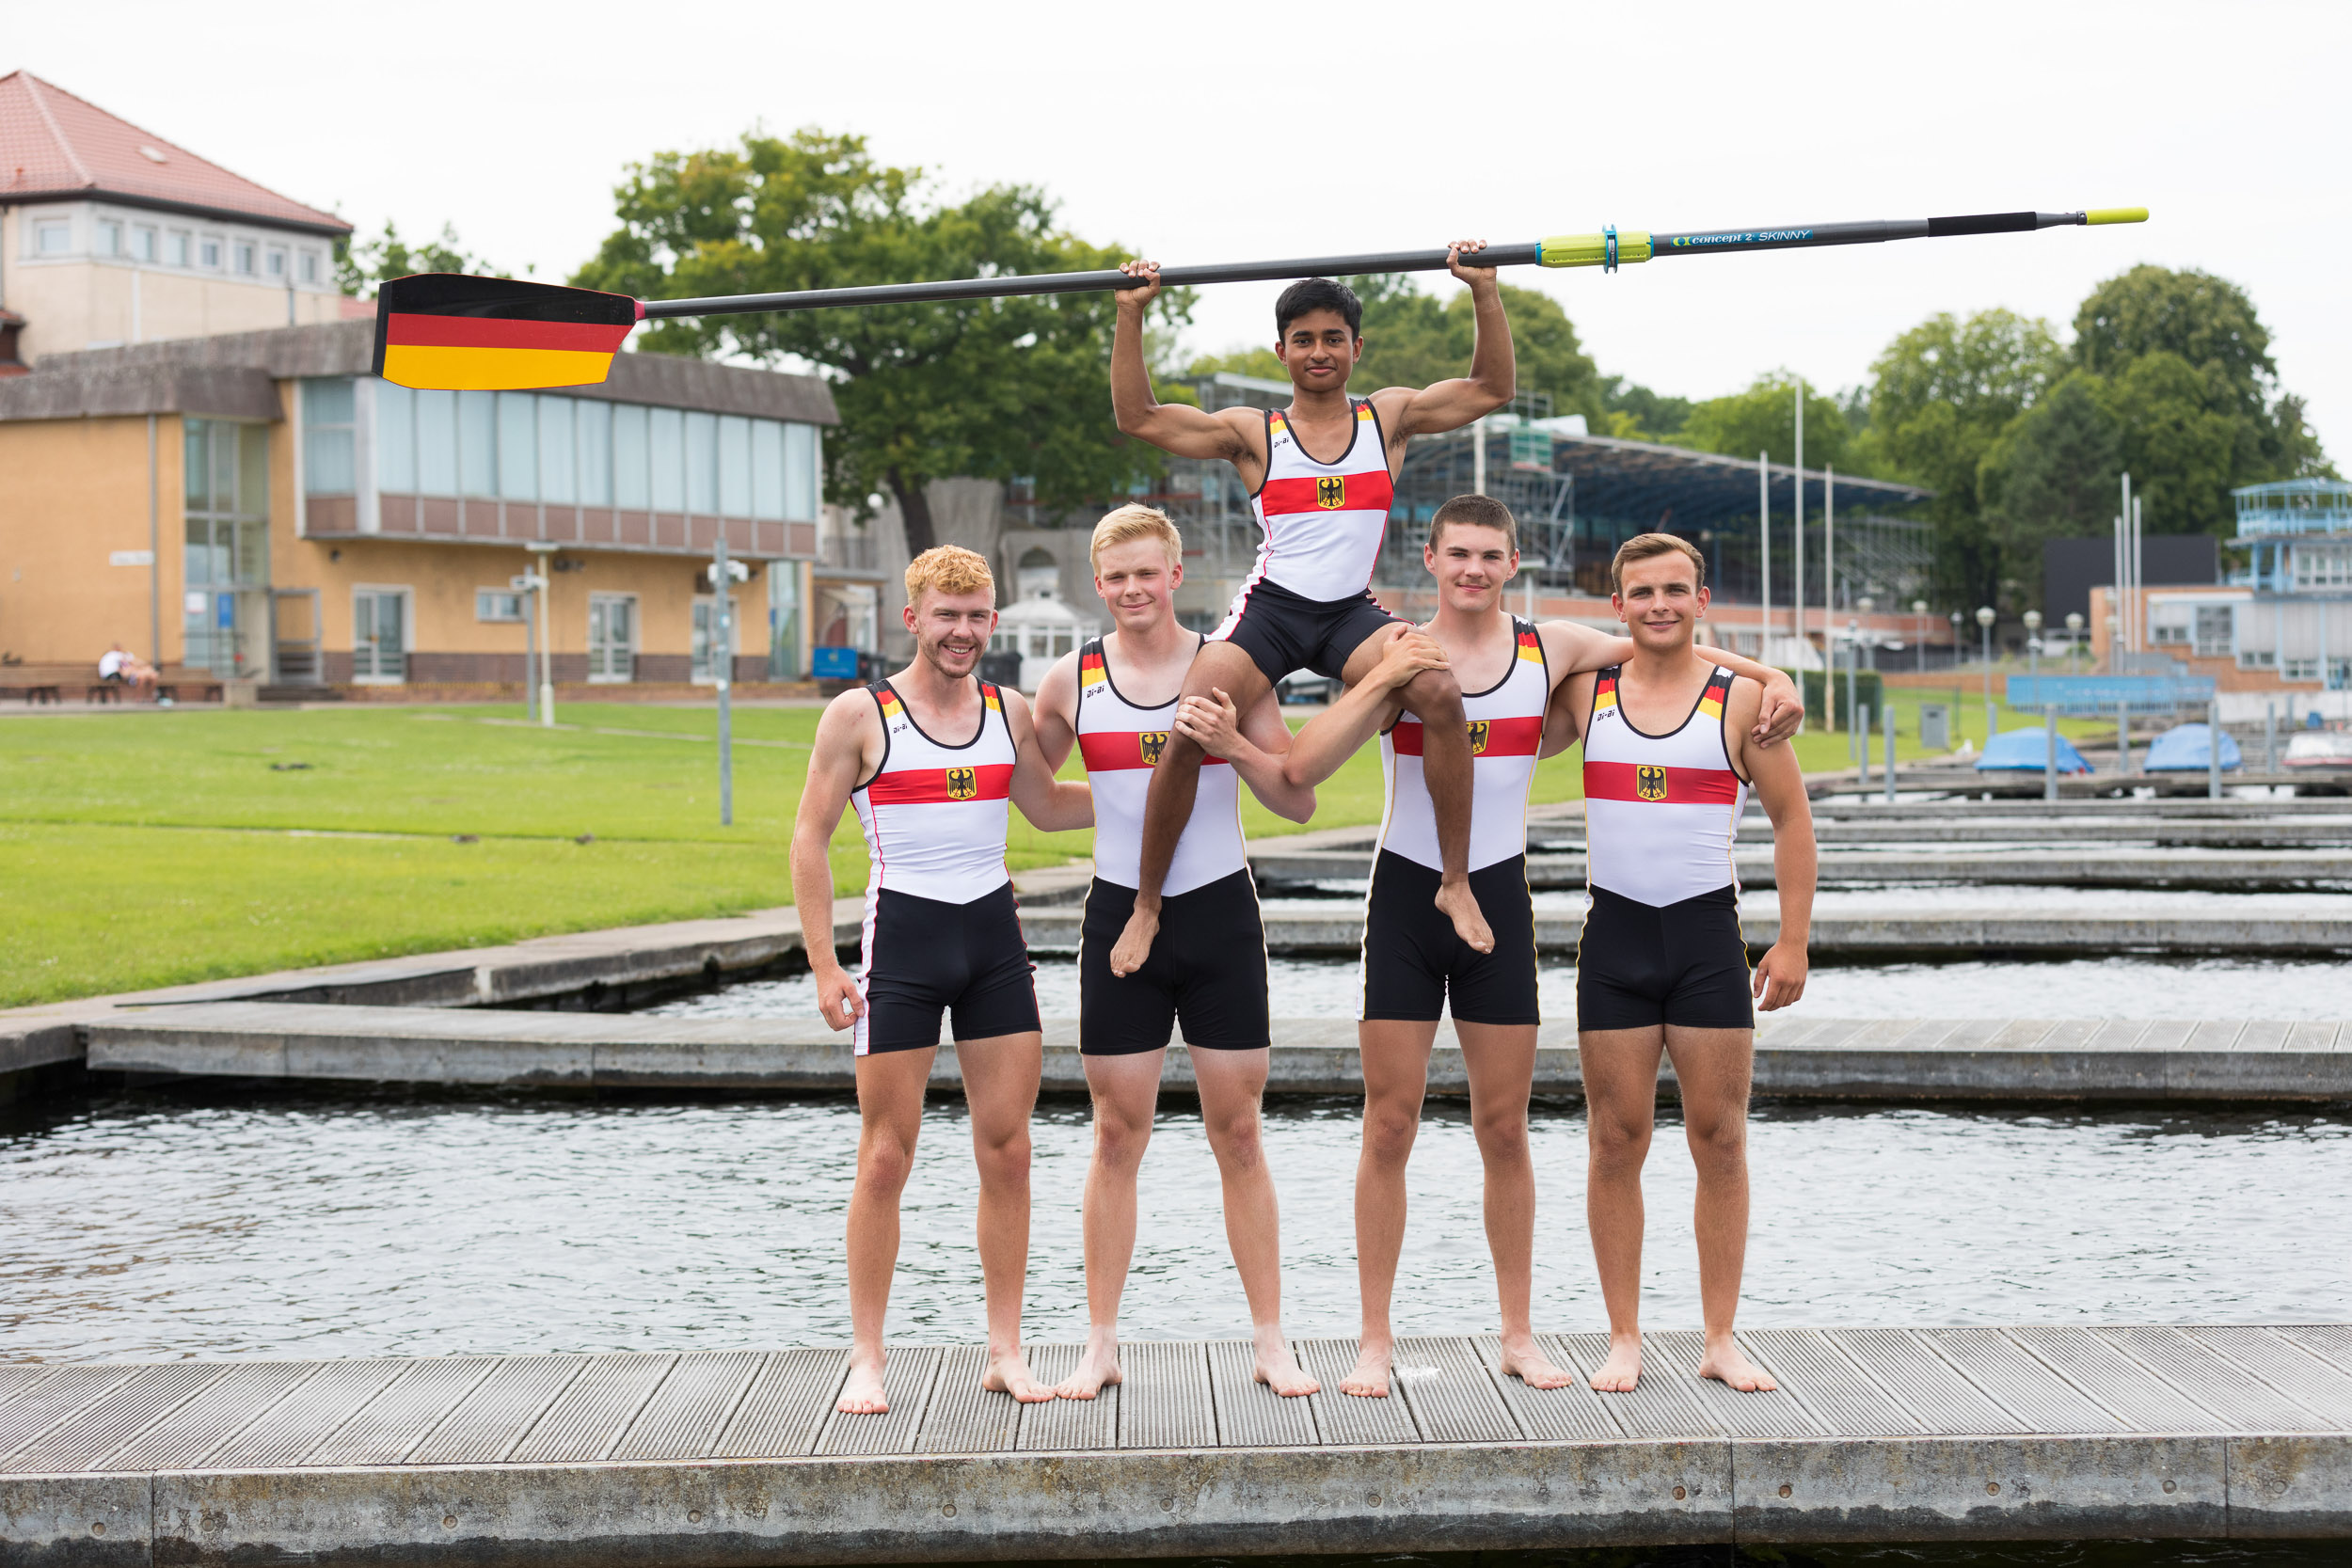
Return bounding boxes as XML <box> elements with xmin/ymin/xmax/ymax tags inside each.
<box><xmin>2085</xmin><ymin>207</ymin><xmax>2149</xmax><ymax>226</ymax></box>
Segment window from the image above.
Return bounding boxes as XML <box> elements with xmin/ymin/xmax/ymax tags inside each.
<box><xmin>751</xmin><ymin>420</ymin><xmax>785</xmax><ymax>520</ymax></box>
<box><xmin>458</xmin><ymin>390</ymin><xmax>497</xmax><ymax>498</ymax></box>
<box><xmin>577</xmin><ymin>400</ymin><xmax>613</xmax><ymax>506</ymax></box>
<box><xmin>353</xmin><ymin>589</ymin><xmax>407</xmax><ymax>682</ymax></box>
<box><xmin>686</xmin><ymin>411</ymin><xmax>718</xmax><ymax>515</ymax></box>
<box><xmin>167</xmin><ymin>231</ymin><xmax>190</xmax><ymax>266</ymax></box>
<box><xmin>97</xmin><ymin>221</ymin><xmax>121</xmax><ymax>256</ymax></box>
<box><xmin>497</xmin><ymin>393</ymin><xmax>537</xmax><ymax>499</ymax></box>
<box><xmin>299</xmin><ymin>251</ymin><xmax>319</xmax><ymax>284</ymax></box>
<box><xmin>303</xmin><ymin>379</ymin><xmax>358</xmax><ymax>496</ymax></box>
<box><xmin>2152</xmin><ymin>622</ymin><xmax>2189</xmax><ymax>646</ymax></box>
<box><xmin>649</xmin><ymin>407</ymin><xmax>684</xmax><ymax>511</ymax></box>
<box><xmin>718</xmin><ymin>415</ymin><xmax>753</xmax><ymax>517</ymax></box>
<box><xmin>2193</xmin><ymin>604</ymin><xmax>2233</xmax><ymax>657</ymax></box>
<box><xmin>35</xmin><ymin>221</ymin><xmax>70</xmax><ymax>255</ymax></box>
<box><xmin>2285</xmin><ymin>658</ymin><xmax>2320</xmax><ymax>682</ymax></box>
<box><xmin>377</xmin><ymin>382</ymin><xmax>416</xmax><ymax>492</ymax></box>
<box><xmin>266</xmin><ymin>249</ymin><xmax>287</xmax><ymax>278</ymax></box>
<box><xmin>538</xmin><ymin>396</ymin><xmax>575</xmax><ymax>504</ymax></box>
<box><xmin>612</xmin><ymin>404</ymin><xmax>649</xmax><ymax>508</ymax></box>
<box><xmin>691</xmin><ymin>595</ymin><xmax>739</xmax><ymax>682</ymax></box>
<box><xmin>235</xmin><ymin>242</ymin><xmax>257</xmax><ymax>275</ymax></box>
<box><xmin>183</xmin><ymin>420</ymin><xmax>272</xmax><ymax>675</ymax></box>
<box><xmin>589</xmin><ymin>594</ymin><xmax>636</xmax><ymax>681</ymax></box>
<box><xmin>476</xmin><ymin>590</ymin><xmax>526</xmax><ymax>623</ymax></box>
<box><xmin>200</xmin><ymin>236</ymin><xmax>222</xmax><ymax>268</ymax></box>
<box><xmin>2296</xmin><ymin>547</ymin><xmax>2351</xmax><ymax>589</ymax></box>
<box><xmin>131</xmin><ymin>227</ymin><xmax>156</xmax><ymax>261</ymax></box>
<box><xmin>2240</xmin><ymin>649</ymin><xmax>2276</xmax><ymax>669</ymax></box>
<box><xmin>785</xmin><ymin>423</ymin><xmax>818</xmax><ymax>520</ymax></box>
<box><xmin>416</xmin><ymin>388</ymin><xmax>458</xmax><ymax>494</ymax></box>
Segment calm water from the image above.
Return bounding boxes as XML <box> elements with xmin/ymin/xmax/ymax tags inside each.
<box><xmin>654</xmin><ymin>954</ymin><xmax>2352</xmax><ymax>1023</ymax></box>
<box><xmin>4</xmin><ymin>1088</ymin><xmax>2344</xmax><ymax>1362</ymax></box>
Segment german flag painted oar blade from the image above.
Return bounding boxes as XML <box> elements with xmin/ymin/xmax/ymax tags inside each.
<box><xmin>373</xmin><ymin>274</ymin><xmax>642</xmax><ymax>391</ymax></box>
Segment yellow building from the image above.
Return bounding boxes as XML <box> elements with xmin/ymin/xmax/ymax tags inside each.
<box><xmin>0</xmin><ymin>321</ymin><xmax>836</xmax><ymax>692</ymax></box>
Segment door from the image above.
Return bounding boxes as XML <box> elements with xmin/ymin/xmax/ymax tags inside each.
<box><xmin>589</xmin><ymin>594</ymin><xmax>635</xmax><ymax>682</ymax></box>
<box><xmin>271</xmin><ymin>589</ymin><xmax>322</xmax><ymax>684</ymax></box>
<box><xmin>692</xmin><ymin>595</ymin><xmax>739</xmax><ymax>683</ymax></box>
<box><xmin>353</xmin><ymin>589</ymin><xmax>407</xmax><ymax>683</ymax></box>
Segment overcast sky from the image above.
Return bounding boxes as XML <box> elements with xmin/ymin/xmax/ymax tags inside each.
<box><xmin>20</xmin><ymin>1</ymin><xmax>2351</xmax><ymax>455</ymax></box>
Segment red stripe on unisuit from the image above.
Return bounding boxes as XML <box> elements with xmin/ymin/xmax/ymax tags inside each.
<box><xmin>384</xmin><ymin>312</ymin><xmax>634</xmax><ymax>353</ymax></box>
<box><xmin>864</xmin><ymin>763</ymin><xmax>1015</xmax><ymax>804</ymax></box>
<box><xmin>1259</xmin><ymin>469</ymin><xmax>1395</xmax><ymax>517</ymax></box>
<box><xmin>1390</xmin><ymin>714</ymin><xmax>1544</xmax><ymax>758</ymax></box>
<box><xmin>1079</xmin><ymin>732</ymin><xmax>1230</xmax><ymax>772</ymax></box>
<box><xmin>1582</xmin><ymin>760</ymin><xmax>1741</xmax><ymax>804</ymax></box>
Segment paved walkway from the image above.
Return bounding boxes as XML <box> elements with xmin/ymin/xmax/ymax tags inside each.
<box><xmin>4</xmin><ymin>1324</ymin><xmax>2347</xmax><ymax>1560</ymax></box>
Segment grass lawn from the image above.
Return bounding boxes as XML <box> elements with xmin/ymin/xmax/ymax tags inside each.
<box><xmin>0</xmin><ymin>686</ymin><xmax>2101</xmax><ymax>1007</ymax></box>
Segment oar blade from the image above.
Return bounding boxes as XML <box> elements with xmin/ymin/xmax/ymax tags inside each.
<box><xmin>373</xmin><ymin>274</ymin><xmax>642</xmax><ymax>390</ymax></box>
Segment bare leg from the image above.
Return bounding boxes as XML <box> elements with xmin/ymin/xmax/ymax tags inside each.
<box><xmin>1457</xmin><ymin>1022</ymin><xmax>1571</xmax><ymax>1388</ymax></box>
<box><xmin>1578</xmin><ymin>1025</ymin><xmax>1666</xmax><ymax>1392</ymax></box>
<box><xmin>1193</xmin><ymin>1046</ymin><xmax>1316</xmax><ymax>1397</ymax></box>
<box><xmin>956</xmin><ymin>1032</ymin><xmax>1056</xmax><ymax>1402</ymax></box>
<box><xmin>1344</xmin><ymin>1018</ymin><xmax>1437</xmax><ymax>1397</ymax></box>
<box><xmin>841</xmin><ymin>1046</ymin><xmax>935</xmax><ymax>1413</ymax></box>
<box><xmin>1057</xmin><ymin>1049</ymin><xmax>1162</xmax><ymax>1400</ymax></box>
<box><xmin>1340</xmin><ymin>630</ymin><xmax>1489</xmax><ymax>954</ymax></box>
<box><xmin>1663</xmin><ymin>1024</ymin><xmax>1776</xmax><ymax>1392</ymax></box>
<box><xmin>1110</xmin><ymin>641</ymin><xmax>1270</xmax><ymax>975</ymax></box>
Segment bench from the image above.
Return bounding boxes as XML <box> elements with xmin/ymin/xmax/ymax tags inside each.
<box><xmin>155</xmin><ymin>663</ymin><xmax>225</xmax><ymax>703</ymax></box>
<box><xmin>0</xmin><ymin>663</ymin><xmax>93</xmax><ymax>704</ymax></box>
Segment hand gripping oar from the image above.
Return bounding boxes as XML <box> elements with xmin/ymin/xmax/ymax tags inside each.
<box><xmin>373</xmin><ymin>206</ymin><xmax>2147</xmax><ymax>391</ymax></box>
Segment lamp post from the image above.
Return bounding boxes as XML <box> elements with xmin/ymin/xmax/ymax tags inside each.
<box><xmin>1853</xmin><ymin>595</ymin><xmax>1875</xmax><ymax>774</ymax></box>
<box><xmin>2066</xmin><ymin>611</ymin><xmax>2084</xmax><ymax>673</ymax></box>
<box><xmin>1977</xmin><ymin>606</ymin><xmax>1998</xmax><ymax>741</ymax></box>
<box><xmin>1914</xmin><ymin>598</ymin><xmax>1930</xmax><ymax>673</ymax></box>
<box><xmin>2024</xmin><ymin>609</ymin><xmax>2043</xmax><ymax>687</ymax></box>
<box><xmin>525</xmin><ymin>542</ymin><xmax>559</xmax><ymax>727</ymax></box>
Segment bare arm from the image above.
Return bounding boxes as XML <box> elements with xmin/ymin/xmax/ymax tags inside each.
<box><xmin>1030</xmin><ymin>652</ymin><xmax>1081</xmax><ymax>773</ymax></box>
<box><xmin>1277</xmin><ymin>626</ymin><xmax>1446</xmax><ymax>787</ymax></box>
<box><xmin>1171</xmin><ymin>688</ymin><xmax>1316</xmax><ymax>823</ymax></box>
<box><xmin>1536</xmin><ymin>620</ymin><xmax>1804</xmax><ymax>745</ymax></box>
<box><xmin>1732</xmin><ymin>677</ymin><xmax>1814</xmax><ymax>1012</ymax></box>
<box><xmin>1540</xmin><ymin>669</ymin><xmax>1595</xmax><ymax>761</ymax></box>
<box><xmin>1002</xmin><ymin>688</ymin><xmax>1093</xmax><ymax>832</ymax></box>
<box><xmin>1110</xmin><ymin>262</ymin><xmax>1259</xmax><ymax>461</ymax></box>
<box><xmin>1381</xmin><ymin>242</ymin><xmax>1515</xmax><ymax>438</ymax></box>
<box><xmin>790</xmin><ymin>692</ymin><xmax>879</xmax><ymax>1032</ymax></box>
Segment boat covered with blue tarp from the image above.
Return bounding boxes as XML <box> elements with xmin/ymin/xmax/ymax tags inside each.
<box><xmin>1976</xmin><ymin>726</ymin><xmax>2092</xmax><ymax>771</ymax></box>
<box><xmin>2144</xmin><ymin>722</ymin><xmax>2242</xmax><ymax>771</ymax></box>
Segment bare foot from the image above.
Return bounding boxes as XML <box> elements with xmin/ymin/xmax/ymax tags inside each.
<box><xmin>837</xmin><ymin>1357</ymin><xmax>889</xmax><ymax>1414</ymax></box>
<box><xmin>1697</xmin><ymin>1335</ymin><xmax>1778</xmax><ymax>1392</ymax></box>
<box><xmin>1498</xmin><ymin>1335</ymin><xmax>1575</xmax><ymax>1390</ymax></box>
<box><xmin>1340</xmin><ymin>1339</ymin><xmax>1392</xmax><ymax>1399</ymax></box>
<box><xmin>1107</xmin><ymin>902</ymin><xmax>1160</xmax><ymax>977</ymax></box>
<box><xmin>981</xmin><ymin>1347</ymin><xmax>1057</xmax><ymax>1403</ymax></box>
<box><xmin>1434</xmin><ymin>878</ymin><xmax>1494</xmax><ymax>955</ymax></box>
<box><xmin>1252</xmin><ymin>1333</ymin><xmax>1319</xmax><ymax>1398</ymax></box>
<box><xmin>1056</xmin><ymin>1338</ymin><xmax>1123</xmax><ymax>1401</ymax></box>
<box><xmin>1589</xmin><ymin>1332</ymin><xmax>1643</xmax><ymax>1393</ymax></box>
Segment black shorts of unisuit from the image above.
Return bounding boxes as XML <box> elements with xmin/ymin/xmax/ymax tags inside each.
<box><xmin>1079</xmin><ymin>871</ymin><xmax>1270</xmax><ymax>1054</ymax></box>
<box><xmin>1575</xmin><ymin>883</ymin><xmax>1755</xmax><ymax>1033</ymax></box>
<box><xmin>1212</xmin><ymin>577</ymin><xmax>1401</xmax><ymax>688</ymax></box>
<box><xmin>1360</xmin><ymin>850</ymin><xmax>1540</xmax><ymax>1026</ymax></box>
<box><xmin>857</xmin><ymin>882</ymin><xmax>1041</xmax><ymax>1055</ymax></box>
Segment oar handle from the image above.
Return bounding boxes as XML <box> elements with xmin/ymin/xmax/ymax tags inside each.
<box><xmin>642</xmin><ymin>244</ymin><xmax>1542</xmax><ymax>320</ymax></box>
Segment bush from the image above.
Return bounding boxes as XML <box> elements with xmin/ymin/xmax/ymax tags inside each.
<box><xmin>1797</xmin><ymin>668</ymin><xmax>1883</xmax><ymax>729</ymax></box>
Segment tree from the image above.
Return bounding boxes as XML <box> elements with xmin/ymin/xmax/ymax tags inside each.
<box><xmin>1977</xmin><ymin>370</ymin><xmax>2122</xmax><ymax>600</ymax></box>
<box><xmin>1345</xmin><ymin>277</ymin><xmax>1605</xmax><ymax>422</ymax></box>
<box><xmin>1675</xmin><ymin>372</ymin><xmax>1861</xmax><ymax>471</ymax></box>
<box><xmin>1867</xmin><ymin>309</ymin><xmax>2064</xmax><ymax>608</ymax></box>
<box><xmin>571</xmin><ymin>129</ymin><xmax>1175</xmax><ymax>556</ymax></box>
<box><xmin>1598</xmin><ymin>377</ymin><xmax>1692</xmax><ymax>441</ymax></box>
<box><xmin>336</xmin><ymin>221</ymin><xmax>495</xmax><ymax>297</ymax></box>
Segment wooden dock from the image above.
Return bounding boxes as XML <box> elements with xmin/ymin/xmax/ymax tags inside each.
<box><xmin>5</xmin><ymin>1325</ymin><xmax>2348</xmax><ymax>1561</ymax></box>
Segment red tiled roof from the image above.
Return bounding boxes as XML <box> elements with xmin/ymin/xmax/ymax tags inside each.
<box><xmin>0</xmin><ymin>71</ymin><xmax>349</xmax><ymax>235</ymax></box>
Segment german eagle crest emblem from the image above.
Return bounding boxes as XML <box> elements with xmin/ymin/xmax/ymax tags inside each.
<box><xmin>1315</xmin><ymin>475</ymin><xmax>1345</xmax><ymax>509</ymax></box>
<box><xmin>1465</xmin><ymin>721</ymin><xmax>1489</xmax><ymax>755</ymax></box>
<box><xmin>946</xmin><ymin>767</ymin><xmax>978</xmax><ymax>800</ymax></box>
<box><xmin>1138</xmin><ymin>732</ymin><xmax>1168</xmax><ymax>766</ymax></box>
<box><xmin>1635</xmin><ymin>764</ymin><xmax>1668</xmax><ymax>801</ymax></box>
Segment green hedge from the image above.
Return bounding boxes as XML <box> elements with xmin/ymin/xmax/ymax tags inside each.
<box><xmin>1797</xmin><ymin>668</ymin><xmax>1883</xmax><ymax>729</ymax></box>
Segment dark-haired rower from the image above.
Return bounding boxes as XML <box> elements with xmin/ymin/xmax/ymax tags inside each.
<box><xmin>1106</xmin><ymin>247</ymin><xmax>1512</xmax><ymax>976</ymax></box>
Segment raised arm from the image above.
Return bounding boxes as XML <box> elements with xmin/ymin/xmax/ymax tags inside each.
<box><xmin>1029</xmin><ymin>651</ymin><xmax>1082</xmax><ymax>773</ymax></box>
<box><xmin>1003</xmin><ymin>688</ymin><xmax>1093</xmax><ymax>832</ymax></box>
<box><xmin>790</xmin><ymin>692</ymin><xmax>879</xmax><ymax>1033</ymax></box>
<box><xmin>1110</xmin><ymin>261</ymin><xmax>1259</xmax><ymax>462</ymax></box>
<box><xmin>1171</xmin><ymin>688</ymin><xmax>1316</xmax><ymax>823</ymax></box>
<box><xmin>1275</xmin><ymin>626</ymin><xmax>1446</xmax><ymax>788</ymax></box>
<box><xmin>1731</xmin><ymin>677</ymin><xmax>1814</xmax><ymax>1012</ymax></box>
<box><xmin>1380</xmin><ymin>242</ymin><xmax>1516</xmax><ymax>439</ymax></box>
<box><xmin>1538</xmin><ymin>619</ymin><xmax>1804</xmax><ymax>745</ymax></box>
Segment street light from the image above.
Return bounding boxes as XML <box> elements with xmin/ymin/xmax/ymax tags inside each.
<box><xmin>2024</xmin><ymin>609</ymin><xmax>2043</xmax><ymax>686</ymax></box>
<box><xmin>2065</xmin><ymin>611</ymin><xmax>2085</xmax><ymax>672</ymax></box>
<box><xmin>1976</xmin><ymin>606</ymin><xmax>1998</xmax><ymax>739</ymax></box>
<box><xmin>525</xmin><ymin>542</ymin><xmax>559</xmax><ymax>727</ymax></box>
<box><xmin>1913</xmin><ymin>598</ymin><xmax>1930</xmax><ymax>673</ymax></box>
<box><xmin>1851</xmin><ymin>595</ymin><xmax>1875</xmax><ymax>769</ymax></box>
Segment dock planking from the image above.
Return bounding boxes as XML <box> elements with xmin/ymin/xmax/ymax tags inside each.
<box><xmin>3</xmin><ymin>1325</ymin><xmax>2349</xmax><ymax>1560</ymax></box>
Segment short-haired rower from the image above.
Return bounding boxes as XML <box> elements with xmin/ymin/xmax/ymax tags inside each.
<box><xmin>1029</xmin><ymin>505</ymin><xmax>1321</xmax><ymax>1402</ymax></box>
<box><xmin>1544</xmin><ymin>532</ymin><xmax>1818</xmax><ymax>1394</ymax></box>
<box><xmin>790</xmin><ymin>545</ymin><xmax>1094</xmax><ymax>1415</ymax></box>
<box><xmin>1181</xmin><ymin>498</ymin><xmax>1802</xmax><ymax>1399</ymax></box>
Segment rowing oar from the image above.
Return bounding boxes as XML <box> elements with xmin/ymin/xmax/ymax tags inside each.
<box><xmin>373</xmin><ymin>206</ymin><xmax>2148</xmax><ymax>392</ymax></box>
